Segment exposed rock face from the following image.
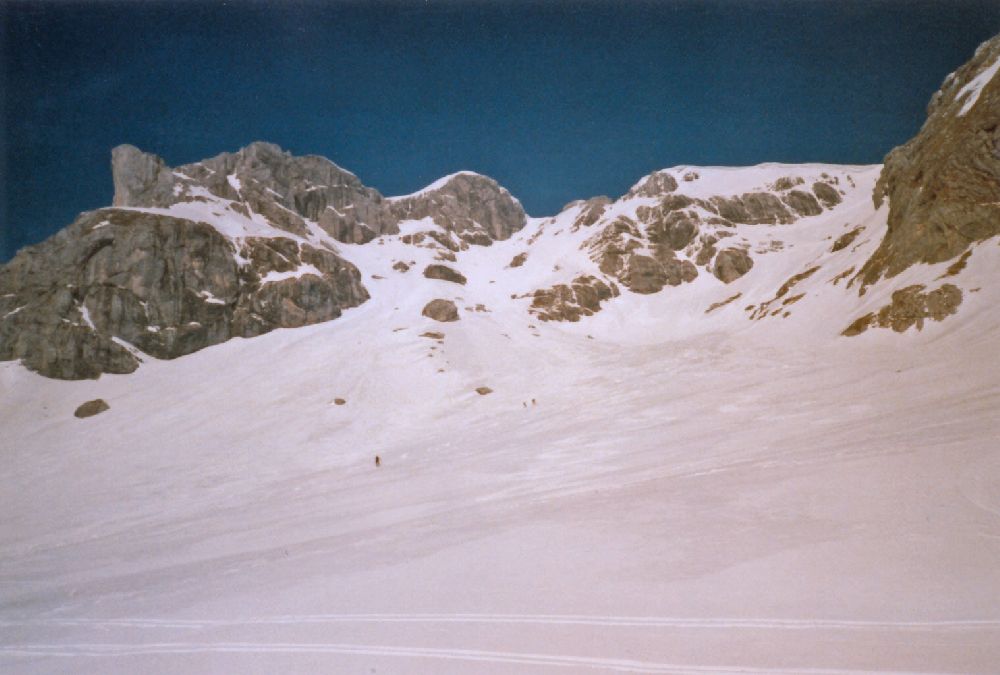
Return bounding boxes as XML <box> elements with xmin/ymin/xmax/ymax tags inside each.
<box><xmin>423</xmin><ymin>264</ymin><xmax>467</xmax><ymax>285</ymax></box>
<box><xmin>509</xmin><ymin>252</ymin><xmax>527</xmax><ymax>268</ymax></box>
<box><xmin>771</xmin><ymin>176</ymin><xmax>804</xmax><ymax>191</ymax></box>
<box><xmin>626</xmin><ymin>171</ymin><xmax>679</xmax><ymax>198</ymax></box>
<box><xmin>712</xmin><ymin>248</ymin><xmax>754</xmax><ymax>283</ymax></box>
<box><xmin>710</xmin><ymin>193</ymin><xmax>794</xmax><ymax>225</ymax></box>
<box><xmin>571</xmin><ymin>197</ymin><xmax>611</xmax><ymax>230</ymax></box>
<box><xmin>0</xmin><ymin>209</ymin><xmax>368</xmax><ymax>379</ymax></box>
<box><xmin>624</xmin><ymin>254</ymin><xmax>697</xmax><ymax>294</ymax></box>
<box><xmin>812</xmin><ymin>182</ymin><xmax>842</xmax><ymax>208</ymax></box>
<box><xmin>529</xmin><ymin>275</ymin><xmax>620</xmax><ymax>322</ymax></box>
<box><xmin>842</xmin><ymin>284</ymin><xmax>962</xmax><ymax>335</ymax></box>
<box><xmin>782</xmin><ymin>190</ymin><xmax>823</xmax><ymax>217</ymax></box>
<box><xmin>2</xmin><ymin>142</ymin><xmax>536</xmax><ymax>380</ymax></box>
<box><xmin>422</xmin><ymin>299</ymin><xmax>459</xmax><ymax>322</ymax></box>
<box><xmin>74</xmin><ymin>399</ymin><xmax>110</xmax><ymax>418</ymax></box>
<box><xmin>111</xmin><ymin>145</ymin><xmax>175</xmax><ymax>208</ymax></box>
<box><xmin>832</xmin><ymin>226</ymin><xmax>864</xmax><ymax>252</ymax></box>
<box><xmin>860</xmin><ymin>34</ymin><xmax>1000</xmax><ymax>285</ymax></box>
<box><xmin>113</xmin><ymin>142</ymin><xmax>396</xmax><ymax>244</ymax></box>
<box><xmin>390</xmin><ymin>172</ymin><xmax>527</xmax><ymax>242</ymax></box>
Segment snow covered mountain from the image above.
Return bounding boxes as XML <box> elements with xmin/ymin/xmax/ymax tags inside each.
<box><xmin>1</xmin><ymin>31</ymin><xmax>999</xmax><ymax>675</ymax></box>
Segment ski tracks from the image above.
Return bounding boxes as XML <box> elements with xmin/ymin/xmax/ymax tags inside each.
<box><xmin>2</xmin><ymin>613</ymin><xmax>995</xmax><ymax>673</ymax></box>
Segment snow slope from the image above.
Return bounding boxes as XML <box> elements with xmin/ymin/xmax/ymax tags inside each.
<box><xmin>2</xmin><ymin>163</ymin><xmax>1000</xmax><ymax>674</ymax></box>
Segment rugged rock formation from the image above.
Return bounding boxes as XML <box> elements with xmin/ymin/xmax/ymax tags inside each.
<box><xmin>423</xmin><ymin>264</ymin><xmax>467</xmax><ymax>285</ymax></box>
<box><xmin>570</xmin><ymin>197</ymin><xmax>612</xmax><ymax>231</ymax></box>
<box><xmin>0</xmin><ymin>208</ymin><xmax>368</xmax><ymax>379</ymax></box>
<box><xmin>860</xmin><ymin>34</ymin><xmax>1000</xmax><ymax>285</ymax></box>
<box><xmin>113</xmin><ymin>142</ymin><xmax>396</xmax><ymax>244</ymax></box>
<box><xmin>842</xmin><ymin>284</ymin><xmax>963</xmax><ymax>335</ymax></box>
<box><xmin>709</xmin><ymin>193</ymin><xmax>794</xmax><ymax>225</ymax></box>
<box><xmin>812</xmin><ymin>182</ymin><xmax>842</xmax><ymax>208</ymax></box>
<box><xmin>2</xmin><ymin>142</ymin><xmax>532</xmax><ymax>380</ymax></box>
<box><xmin>389</xmin><ymin>172</ymin><xmax>527</xmax><ymax>243</ymax></box>
<box><xmin>712</xmin><ymin>248</ymin><xmax>754</xmax><ymax>284</ymax></box>
<box><xmin>626</xmin><ymin>171</ymin><xmax>678</xmax><ymax>199</ymax></box>
<box><xmin>422</xmin><ymin>299</ymin><xmax>459</xmax><ymax>322</ymax></box>
<box><xmin>782</xmin><ymin>190</ymin><xmax>823</xmax><ymax>217</ymax></box>
<box><xmin>529</xmin><ymin>275</ymin><xmax>619</xmax><ymax>322</ymax></box>
<box><xmin>831</xmin><ymin>226</ymin><xmax>864</xmax><ymax>252</ymax></box>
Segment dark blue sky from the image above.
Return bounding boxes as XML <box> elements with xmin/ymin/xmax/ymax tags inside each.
<box><xmin>3</xmin><ymin>1</ymin><xmax>999</xmax><ymax>261</ymax></box>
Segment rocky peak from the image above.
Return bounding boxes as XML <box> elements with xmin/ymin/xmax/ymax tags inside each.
<box><xmin>111</xmin><ymin>144</ymin><xmax>175</xmax><ymax>207</ymax></box>
<box><xmin>390</xmin><ymin>171</ymin><xmax>527</xmax><ymax>243</ymax></box>
<box><xmin>625</xmin><ymin>170</ymin><xmax>679</xmax><ymax>199</ymax></box>
<box><xmin>860</xmin><ymin>33</ymin><xmax>1000</xmax><ymax>285</ymax></box>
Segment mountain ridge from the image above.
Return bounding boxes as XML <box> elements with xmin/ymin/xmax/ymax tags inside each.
<box><xmin>2</xmin><ymin>32</ymin><xmax>999</xmax><ymax>380</ymax></box>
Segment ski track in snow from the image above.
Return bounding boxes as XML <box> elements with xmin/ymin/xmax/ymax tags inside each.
<box><xmin>5</xmin><ymin>613</ymin><xmax>1000</xmax><ymax>631</ymax></box>
<box><xmin>0</xmin><ymin>642</ymin><xmax>945</xmax><ymax>675</ymax></box>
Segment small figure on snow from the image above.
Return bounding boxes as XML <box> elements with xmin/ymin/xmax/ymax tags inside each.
<box><xmin>375</xmin><ymin>455</ymin><xmax>381</xmax><ymax>468</ymax></box>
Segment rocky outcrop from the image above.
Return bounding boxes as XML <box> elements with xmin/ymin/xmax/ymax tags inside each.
<box><xmin>709</xmin><ymin>193</ymin><xmax>794</xmax><ymax>225</ymax></box>
<box><xmin>782</xmin><ymin>190</ymin><xmax>823</xmax><ymax>217</ymax></box>
<box><xmin>0</xmin><ymin>208</ymin><xmax>368</xmax><ymax>379</ymax></box>
<box><xmin>423</xmin><ymin>264</ymin><xmax>467</xmax><ymax>285</ymax></box>
<box><xmin>832</xmin><ymin>226</ymin><xmax>864</xmax><ymax>252</ymax></box>
<box><xmin>509</xmin><ymin>252</ymin><xmax>527</xmax><ymax>268</ymax></box>
<box><xmin>422</xmin><ymin>299</ymin><xmax>459</xmax><ymax>322</ymax></box>
<box><xmin>860</xmin><ymin>34</ymin><xmax>1000</xmax><ymax>285</ymax></box>
<box><xmin>113</xmin><ymin>142</ymin><xmax>396</xmax><ymax>244</ymax></box>
<box><xmin>390</xmin><ymin>172</ymin><xmax>527</xmax><ymax>242</ymax></box>
<box><xmin>842</xmin><ymin>284</ymin><xmax>962</xmax><ymax>335</ymax></box>
<box><xmin>74</xmin><ymin>399</ymin><xmax>110</xmax><ymax>418</ymax></box>
<box><xmin>2</xmin><ymin>142</ymin><xmax>540</xmax><ymax>380</ymax></box>
<box><xmin>626</xmin><ymin>171</ymin><xmax>678</xmax><ymax>198</ymax></box>
<box><xmin>812</xmin><ymin>182</ymin><xmax>842</xmax><ymax>208</ymax></box>
<box><xmin>712</xmin><ymin>248</ymin><xmax>754</xmax><ymax>283</ymax></box>
<box><xmin>571</xmin><ymin>197</ymin><xmax>612</xmax><ymax>231</ymax></box>
<box><xmin>623</xmin><ymin>253</ymin><xmax>697</xmax><ymax>294</ymax></box>
<box><xmin>529</xmin><ymin>275</ymin><xmax>619</xmax><ymax>322</ymax></box>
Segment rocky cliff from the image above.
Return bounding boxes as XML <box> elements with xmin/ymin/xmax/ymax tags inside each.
<box><xmin>859</xmin><ymin>34</ymin><xmax>1000</xmax><ymax>285</ymax></box>
<box><xmin>1</xmin><ymin>143</ymin><xmax>526</xmax><ymax>379</ymax></box>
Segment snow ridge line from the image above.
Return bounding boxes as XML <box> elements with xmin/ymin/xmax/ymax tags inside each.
<box><xmin>0</xmin><ymin>641</ymin><xmax>944</xmax><ymax>674</ymax></box>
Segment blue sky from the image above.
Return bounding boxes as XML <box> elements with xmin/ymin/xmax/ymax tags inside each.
<box><xmin>3</xmin><ymin>0</ymin><xmax>999</xmax><ymax>261</ymax></box>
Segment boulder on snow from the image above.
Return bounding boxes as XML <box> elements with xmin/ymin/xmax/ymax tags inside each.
<box><xmin>423</xmin><ymin>264</ymin><xmax>467</xmax><ymax>285</ymax></box>
<box><xmin>712</xmin><ymin>248</ymin><xmax>754</xmax><ymax>284</ymax></box>
<box><xmin>74</xmin><ymin>399</ymin><xmax>109</xmax><ymax>418</ymax></box>
<box><xmin>422</xmin><ymin>299</ymin><xmax>459</xmax><ymax>322</ymax></box>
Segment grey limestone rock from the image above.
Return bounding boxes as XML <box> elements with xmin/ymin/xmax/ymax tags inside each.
<box><xmin>861</xmin><ymin>33</ymin><xmax>1000</xmax><ymax>285</ymax></box>
<box><xmin>390</xmin><ymin>172</ymin><xmax>527</xmax><ymax>242</ymax></box>
<box><xmin>0</xmin><ymin>208</ymin><xmax>368</xmax><ymax>379</ymax></box>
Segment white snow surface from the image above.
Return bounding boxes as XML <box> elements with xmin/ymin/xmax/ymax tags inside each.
<box><xmin>3</xmin><ymin>163</ymin><xmax>1000</xmax><ymax>674</ymax></box>
<box><xmin>957</xmin><ymin>53</ymin><xmax>1000</xmax><ymax>116</ymax></box>
<box><xmin>259</xmin><ymin>263</ymin><xmax>324</xmax><ymax>285</ymax></box>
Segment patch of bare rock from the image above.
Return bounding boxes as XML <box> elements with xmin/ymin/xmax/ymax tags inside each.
<box><xmin>842</xmin><ymin>284</ymin><xmax>963</xmax><ymax>336</ymax></box>
<box><xmin>859</xmin><ymin>33</ymin><xmax>1000</xmax><ymax>285</ymax></box>
<box><xmin>530</xmin><ymin>275</ymin><xmax>620</xmax><ymax>322</ymax></box>
<box><xmin>422</xmin><ymin>299</ymin><xmax>459</xmax><ymax>322</ymax></box>
<box><xmin>74</xmin><ymin>399</ymin><xmax>109</xmax><ymax>418</ymax></box>
<box><xmin>423</xmin><ymin>264</ymin><xmax>467</xmax><ymax>285</ymax></box>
